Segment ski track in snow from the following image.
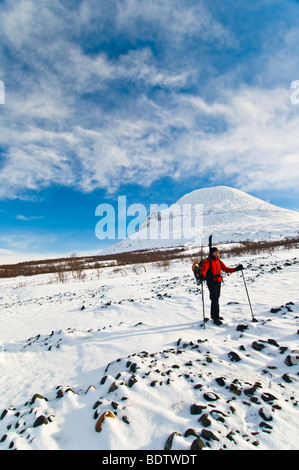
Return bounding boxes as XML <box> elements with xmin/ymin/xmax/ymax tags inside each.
<box><xmin>0</xmin><ymin>248</ymin><xmax>298</xmax><ymax>450</ymax></box>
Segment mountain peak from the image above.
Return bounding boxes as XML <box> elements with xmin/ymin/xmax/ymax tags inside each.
<box><xmin>176</xmin><ymin>186</ymin><xmax>276</xmax><ymax>214</ymax></box>
<box><xmin>106</xmin><ymin>186</ymin><xmax>299</xmax><ymax>254</ymax></box>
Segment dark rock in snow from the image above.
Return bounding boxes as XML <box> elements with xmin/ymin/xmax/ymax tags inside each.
<box><xmin>201</xmin><ymin>429</ymin><xmax>219</xmax><ymax>441</ymax></box>
<box><xmin>203</xmin><ymin>392</ymin><xmax>219</xmax><ymax>402</ymax></box>
<box><xmin>279</xmin><ymin>346</ymin><xmax>288</xmax><ymax>354</ymax></box>
<box><xmin>93</xmin><ymin>400</ymin><xmax>102</xmax><ymax>410</ymax></box>
<box><xmin>229</xmin><ymin>383</ymin><xmax>241</xmax><ymax>396</ymax></box>
<box><xmin>261</xmin><ymin>392</ymin><xmax>277</xmax><ymax>403</ymax></box>
<box><xmin>236</xmin><ymin>324</ymin><xmax>248</xmax><ymax>332</ymax></box>
<box><xmin>56</xmin><ymin>389</ymin><xmax>64</xmax><ymax>399</ymax></box>
<box><xmin>258</xmin><ymin>407</ymin><xmax>273</xmax><ymax>422</ymax></box>
<box><xmin>129</xmin><ymin>363</ymin><xmax>138</xmax><ymax>373</ymax></box>
<box><xmin>285</xmin><ymin>353</ymin><xmax>298</xmax><ymax>366</ymax></box>
<box><xmin>259</xmin><ymin>421</ymin><xmax>273</xmax><ymax>432</ymax></box>
<box><xmin>244</xmin><ymin>386</ymin><xmax>257</xmax><ymax>397</ymax></box>
<box><xmin>252</xmin><ymin>341</ymin><xmax>265</xmax><ymax>351</ymax></box>
<box><xmin>30</xmin><ymin>394</ymin><xmax>48</xmax><ymax>405</ymax></box>
<box><xmin>226</xmin><ymin>431</ymin><xmax>236</xmax><ymax>443</ymax></box>
<box><xmin>191</xmin><ymin>438</ymin><xmax>205</xmax><ymax>450</ymax></box>
<box><xmin>228</xmin><ymin>351</ymin><xmax>241</xmax><ymax>362</ymax></box>
<box><xmin>210</xmin><ymin>409</ymin><xmax>228</xmax><ymax>423</ymax></box>
<box><xmin>282</xmin><ymin>373</ymin><xmax>292</xmax><ymax>383</ymax></box>
<box><xmin>0</xmin><ymin>409</ymin><xmax>8</xmax><ymax>421</ymax></box>
<box><xmin>267</xmin><ymin>339</ymin><xmax>279</xmax><ymax>347</ymax></box>
<box><xmin>284</xmin><ymin>355</ymin><xmax>293</xmax><ymax>366</ymax></box>
<box><xmin>108</xmin><ymin>382</ymin><xmax>118</xmax><ymax>393</ymax></box>
<box><xmin>194</xmin><ymin>383</ymin><xmax>203</xmax><ymax>390</ymax></box>
<box><xmin>270</xmin><ymin>307</ymin><xmax>281</xmax><ymax>313</ymax></box>
<box><xmin>198</xmin><ymin>413</ymin><xmax>211</xmax><ymax>427</ymax></box>
<box><xmin>164</xmin><ymin>431</ymin><xmax>181</xmax><ymax>450</ymax></box>
<box><xmin>33</xmin><ymin>415</ymin><xmax>48</xmax><ymax>427</ymax></box>
<box><xmin>190</xmin><ymin>404</ymin><xmax>207</xmax><ymax>415</ymax></box>
<box><xmin>128</xmin><ymin>376</ymin><xmax>138</xmax><ymax>388</ymax></box>
<box><xmin>184</xmin><ymin>428</ymin><xmax>198</xmax><ymax>438</ymax></box>
<box><xmin>215</xmin><ymin>377</ymin><xmax>226</xmax><ymax>386</ymax></box>
<box><xmin>122</xmin><ymin>416</ymin><xmax>129</xmax><ymax>425</ymax></box>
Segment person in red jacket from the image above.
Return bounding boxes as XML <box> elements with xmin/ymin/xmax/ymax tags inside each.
<box><xmin>198</xmin><ymin>247</ymin><xmax>243</xmax><ymax>325</ymax></box>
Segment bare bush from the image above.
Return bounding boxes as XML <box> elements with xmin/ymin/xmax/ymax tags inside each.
<box><xmin>0</xmin><ymin>237</ymin><xmax>298</xmax><ymax>279</ymax></box>
<box><xmin>156</xmin><ymin>259</ymin><xmax>171</xmax><ymax>271</ymax></box>
<box><xmin>56</xmin><ymin>264</ymin><xmax>68</xmax><ymax>283</ymax></box>
<box><xmin>224</xmin><ymin>237</ymin><xmax>299</xmax><ymax>258</ymax></box>
<box><xmin>68</xmin><ymin>254</ymin><xmax>87</xmax><ymax>281</ymax></box>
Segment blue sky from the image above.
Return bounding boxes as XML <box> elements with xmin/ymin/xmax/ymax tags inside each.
<box><xmin>0</xmin><ymin>0</ymin><xmax>299</xmax><ymax>262</ymax></box>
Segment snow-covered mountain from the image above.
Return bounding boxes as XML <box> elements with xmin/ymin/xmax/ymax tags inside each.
<box><xmin>107</xmin><ymin>186</ymin><xmax>299</xmax><ymax>253</ymax></box>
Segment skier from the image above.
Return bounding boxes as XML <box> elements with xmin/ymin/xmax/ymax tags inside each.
<box><xmin>196</xmin><ymin>247</ymin><xmax>243</xmax><ymax>325</ymax></box>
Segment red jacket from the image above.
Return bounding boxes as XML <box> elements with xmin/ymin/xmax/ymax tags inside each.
<box><xmin>200</xmin><ymin>256</ymin><xmax>236</xmax><ymax>282</ymax></box>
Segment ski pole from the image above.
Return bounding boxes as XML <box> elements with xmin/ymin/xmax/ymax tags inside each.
<box><xmin>201</xmin><ymin>280</ymin><xmax>206</xmax><ymax>329</ymax></box>
<box><xmin>241</xmin><ymin>270</ymin><xmax>257</xmax><ymax>322</ymax></box>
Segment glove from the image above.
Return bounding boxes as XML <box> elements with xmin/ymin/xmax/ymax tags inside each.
<box><xmin>235</xmin><ymin>264</ymin><xmax>244</xmax><ymax>272</ymax></box>
<box><xmin>197</xmin><ymin>273</ymin><xmax>205</xmax><ymax>282</ymax></box>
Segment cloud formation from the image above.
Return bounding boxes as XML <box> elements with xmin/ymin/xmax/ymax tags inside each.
<box><xmin>0</xmin><ymin>0</ymin><xmax>299</xmax><ymax>200</ymax></box>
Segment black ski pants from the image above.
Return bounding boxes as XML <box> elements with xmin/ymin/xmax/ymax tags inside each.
<box><xmin>207</xmin><ymin>280</ymin><xmax>221</xmax><ymax>320</ymax></box>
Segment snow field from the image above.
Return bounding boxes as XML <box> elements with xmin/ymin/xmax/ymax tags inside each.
<box><xmin>0</xmin><ymin>247</ymin><xmax>298</xmax><ymax>450</ymax></box>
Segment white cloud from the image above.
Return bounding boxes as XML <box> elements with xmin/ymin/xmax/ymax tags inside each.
<box><xmin>114</xmin><ymin>0</ymin><xmax>231</xmax><ymax>45</ymax></box>
<box><xmin>0</xmin><ymin>0</ymin><xmax>68</xmax><ymax>48</ymax></box>
<box><xmin>0</xmin><ymin>143</ymin><xmax>75</xmax><ymax>199</ymax></box>
<box><xmin>1</xmin><ymin>81</ymin><xmax>299</xmax><ymax>199</ymax></box>
<box><xmin>176</xmin><ymin>86</ymin><xmax>299</xmax><ymax>191</ymax></box>
<box><xmin>0</xmin><ymin>232</ymin><xmax>56</xmax><ymax>252</ymax></box>
<box><xmin>16</xmin><ymin>214</ymin><xmax>44</xmax><ymax>221</ymax></box>
<box><xmin>0</xmin><ymin>0</ymin><xmax>299</xmax><ymax>201</ymax></box>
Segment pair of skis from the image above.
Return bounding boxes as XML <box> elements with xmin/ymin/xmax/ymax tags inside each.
<box><xmin>198</xmin><ymin>235</ymin><xmax>212</xmax><ymax>329</ymax></box>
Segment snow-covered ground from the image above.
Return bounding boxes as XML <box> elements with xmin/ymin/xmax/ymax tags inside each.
<box><xmin>0</xmin><ymin>247</ymin><xmax>298</xmax><ymax>450</ymax></box>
